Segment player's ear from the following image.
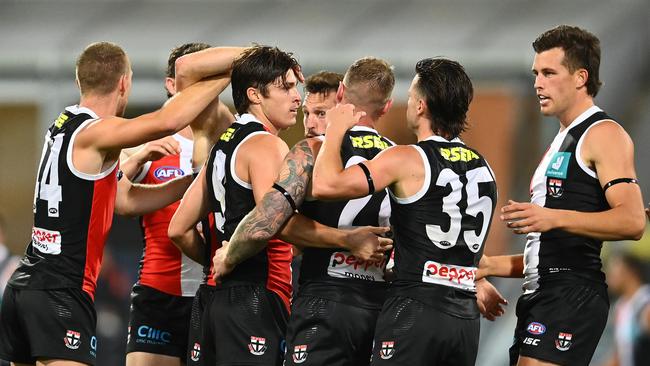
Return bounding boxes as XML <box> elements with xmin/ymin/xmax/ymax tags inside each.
<box><xmin>336</xmin><ymin>82</ymin><xmax>345</xmax><ymax>103</ymax></box>
<box><xmin>575</xmin><ymin>68</ymin><xmax>588</xmax><ymax>90</ymax></box>
<box><xmin>380</xmin><ymin>99</ymin><xmax>393</xmax><ymax>117</ymax></box>
<box><xmin>165</xmin><ymin>77</ymin><xmax>176</xmax><ymax>96</ymax></box>
<box><xmin>247</xmin><ymin>87</ymin><xmax>262</xmax><ymax>106</ymax></box>
<box><xmin>417</xmin><ymin>98</ymin><xmax>426</xmax><ymax>117</ymax></box>
<box><xmin>117</xmin><ymin>74</ymin><xmax>128</xmax><ymax>96</ymax></box>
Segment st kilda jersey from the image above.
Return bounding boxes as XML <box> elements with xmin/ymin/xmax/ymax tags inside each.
<box><xmin>9</xmin><ymin>105</ymin><xmax>118</xmax><ymax>300</ymax></box>
<box><xmin>389</xmin><ymin>135</ymin><xmax>497</xmax><ymax>319</ymax></box>
<box><xmin>132</xmin><ymin>134</ymin><xmax>202</xmax><ymax>297</ymax></box>
<box><xmin>524</xmin><ymin>106</ymin><xmax>612</xmax><ymax>292</ymax></box>
<box><xmin>299</xmin><ymin>126</ymin><xmax>393</xmax><ymax>310</ymax></box>
<box><xmin>206</xmin><ymin>114</ymin><xmax>292</xmax><ymax>309</ymax></box>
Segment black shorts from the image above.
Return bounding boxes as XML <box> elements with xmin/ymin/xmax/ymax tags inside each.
<box><xmin>202</xmin><ymin>283</ymin><xmax>289</xmax><ymax>366</ymax></box>
<box><xmin>284</xmin><ymin>295</ymin><xmax>379</xmax><ymax>366</ymax></box>
<box><xmin>0</xmin><ymin>286</ymin><xmax>97</xmax><ymax>365</ymax></box>
<box><xmin>126</xmin><ymin>284</ymin><xmax>194</xmax><ymax>358</ymax></box>
<box><xmin>187</xmin><ymin>284</ymin><xmax>215</xmax><ymax>366</ymax></box>
<box><xmin>509</xmin><ymin>283</ymin><xmax>609</xmax><ymax>366</ymax></box>
<box><xmin>370</xmin><ymin>296</ymin><xmax>479</xmax><ymax>366</ymax></box>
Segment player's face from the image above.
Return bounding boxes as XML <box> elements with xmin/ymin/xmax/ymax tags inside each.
<box><xmin>260</xmin><ymin>69</ymin><xmax>301</xmax><ymax>131</ymax></box>
<box><xmin>302</xmin><ymin>91</ymin><xmax>337</xmax><ymax>137</ymax></box>
<box><xmin>532</xmin><ymin>48</ymin><xmax>579</xmax><ymax>118</ymax></box>
<box><xmin>405</xmin><ymin>76</ymin><xmax>421</xmax><ymax>131</ymax></box>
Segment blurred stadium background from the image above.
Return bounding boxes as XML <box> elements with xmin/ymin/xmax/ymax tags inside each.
<box><xmin>0</xmin><ymin>0</ymin><xmax>648</xmax><ymax>364</ymax></box>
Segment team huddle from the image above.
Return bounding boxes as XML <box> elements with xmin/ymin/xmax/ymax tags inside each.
<box><xmin>0</xmin><ymin>24</ymin><xmax>645</xmax><ymax>366</ymax></box>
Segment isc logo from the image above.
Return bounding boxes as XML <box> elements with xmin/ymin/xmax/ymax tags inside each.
<box><xmin>154</xmin><ymin>166</ymin><xmax>184</xmax><ymax>181</ymax></box>
<box><xmin>526</xmin><ymin>322</ymin><xmax>546</xmax><ymax>335</ymax></box>
<box><xmin>523</xmin><ymin>337</ymin><xmax>540</xmax><ymax>346</ymax></box>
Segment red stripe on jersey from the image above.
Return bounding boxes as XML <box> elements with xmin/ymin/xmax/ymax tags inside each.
<box><xmin>138</xmin><ymin>154</ymin><xmax>185</xmax><ymax>295</ymax></box>
<box><xmin>266</xmin><ymin>239</ymin><xmax>292</xmax><ymax>312</ymax></box>
<box><xmin>82</xmin><ymin>165</ymin><xmax>118</xmax><ymax>300</ymax></box>
<box><xmin>206</xmin><ymin>212</ymin><xmax>220</xmax><ymax>287</ymax></box>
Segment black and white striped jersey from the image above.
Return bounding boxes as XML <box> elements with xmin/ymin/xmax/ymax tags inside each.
<box><xmin>523</xmin><ymin>106</ymin><xmax>613</xmax><ymax>293</ymax></box>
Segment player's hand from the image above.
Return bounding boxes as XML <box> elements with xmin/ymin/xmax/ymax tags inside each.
<box><xmin>475</xmin><ymin>278</ymin><xmax>507</xmax><ymax>321</ymax></box>
<box><xmin>344</xmin><ymin>226</ymin><xmax>393</xmax><ymax>262</ymax></box>
<box><xmin>212</xmin><ymin>240</ymin><xmax>235</xmax><ymax>284</ymax></box>
<box><xmin>293</xmin><ymin>65</ymin><xmax>305</xmax><ymax>83</ymax></box>
<box><xmin>501</xmin><ymin>200</ymin><xmax>558</xmax><ymax>234</ymax></box>
<box><xmin>326</xmin><ymin>104</ymin><xmax>365</xmax><ymax>134</ymax></box>
<box><xmin>645</xmin><ymin>203</ymin><xmax>650</xmax><ymax>221</ymax></box>
<box><xmin>133</xmin><ymin>136</ymin><xmax>180</xmax><ymax>163</ymax></box>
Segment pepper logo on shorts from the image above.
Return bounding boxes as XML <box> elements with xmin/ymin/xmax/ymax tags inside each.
<box><xmin>64</xmin><ymin>330</ymin><xmax>81</xmax><ymax>350</ymax></box>
<box><xmin>248</xmin><ymin>336</ymin><xmax>267</xmax><ymax>356</ymax></box>
<box><xmin>526</xmin><ymin>322</ymin><xmax>546</xmax><ymax>335</ymax></box>
<box><xmin>555</xmin><ymin>332</ymin><xmax>573</xmax><ymax>351</ymax></box>
<box><xmin>380</xmin><ymin>341</ymin><xmax>395</xmax><ymax>360</ymax></box>
<box><xmin>191</xmin><ymin>343</ymin><xmax>201</xmax><ymax>362</ymax></box>
<box><xmin>292</xmin><ymin>345</ymin><xmax>308</xmax><ymax>364</ymax></box>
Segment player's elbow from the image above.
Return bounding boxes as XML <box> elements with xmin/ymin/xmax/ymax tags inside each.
<box><xmin>167</xmin><ymin>222</ymin><xmax>185</xmax><ymax>249</ymax></box>
<box><xmin>311</xmin><ymin>182</ymin><xmax>338</xmax><ymax>201</ymax></box>
<box><xmin>626</xmin><ymin>214</ymin><xmax>646</xmax><ymax>241</ymax></box>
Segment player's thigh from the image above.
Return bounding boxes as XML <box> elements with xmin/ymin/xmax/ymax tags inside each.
<box><xmin>126</xmin><ymin>352</ymin><xmax>181</xmax><ymax>366</ymax></box>
<box><xmin>36</xmin><ymin>359</ymin><xmax>89</xmax><ymax>366</ymax></box>
<box><xmin>516</xmin><ymin>356</ymin><xmax>559</xmax><ymax>366</ymax></box>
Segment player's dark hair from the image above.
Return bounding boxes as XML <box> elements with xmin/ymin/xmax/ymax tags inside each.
<box><xmin>414</xmin><ymin>58</ymin><xmax>473</xmax><ymax>139</ymax></box>
<box><xmin>166</xmin><ymin>42</ymin><xmax>211</xmax><ymax>97</ymax></box>
<box><xmin>231</xmin><ymin>45</ymin><xmax>301</xmax><ymax>115</ymax></box>
<box><xmin>533</xmin><ymin>25</ymin><xmax>602</xmax><ymax>97</ymax></box>
<box><xmin>304</xmin><ymin>71</ymin><xmax>343</xmax><ymax>96</ymax></box>
<box><xmin>76</xmin><ymin>42</ymin><xmax>129</xmax><ymax>96</ymax></box>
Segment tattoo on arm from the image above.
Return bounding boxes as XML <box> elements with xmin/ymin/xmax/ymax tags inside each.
<box><xmin>227</xmin><ymin>139</ymin><xmax>315</xmax><ymax>264</ymax></box>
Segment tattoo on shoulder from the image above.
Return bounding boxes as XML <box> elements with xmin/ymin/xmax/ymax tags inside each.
<box><xmin>275</xmin><ymin>139</ymin><xmax>314</xmax><ymax>205</ymax></box>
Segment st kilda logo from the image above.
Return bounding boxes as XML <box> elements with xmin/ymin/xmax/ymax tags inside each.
<box><xmin>248</xmin><ymin>336</ymin><xmax>267</xmax><ymax>356</ymax></box>
<box><xmin>292</xmin><ymin>345</ymin><xmax>308</xmax><ymax>363</ymax></box>
<box><xmin>64</xmin><ymin>330</ymin><xmax>81</xmax><ymax>350</ymax></box>
<box><xmin>555</xmin><ymin>332</ymin><xmax>573</xmax><ymax>351</ymax></box>
<box><xmin>380</xmin><ymin>341</ymin><xmax>395</xmax><ymax>360</ymax></box>
<box><xmin>190</xmin><ymin>343</ymin><xmax>201</xmax><ymax>362</ymax></box>
<box><xmin>547</xmin><ymin>178</ymin><xmax>564</xmax><ymax>198</ymax></box>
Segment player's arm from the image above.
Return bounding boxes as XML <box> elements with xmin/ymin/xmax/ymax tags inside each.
<box><xmin>476</xmin><ymin>254</ymin><xmax>525</xmax><ymax>280</ymax></box>
<box><xmin>312</xmin><ymin>104</ymin><xmax>407</xmax><ymax>201</ymax></box>
<box><xmin>223</xmin><ymin>139</ymin><xmax>391</xmax><ymax>269</ymax></box>
<box><xmin>76</xmin><ymin>77</ymin><xmax>230</xmax><ymax>152</ymax></box>
<box><xmin>168</xmin><ymin>166</ymin><xmax>212</xmax><ymax>265</ymax></box>
<box><xmin>174</xmin><ymin>47</ymin><xmax>247</xmax><ymax>90</ymax></box>
<box><xmin>503</xmin><ymin>121</ymin><xmax>645</xmax><ymax>241</ymax></box>
<box><xmin>115</xmin><ymin>175</ymin><xmax>193</xmax><ymax>217</ymax></box>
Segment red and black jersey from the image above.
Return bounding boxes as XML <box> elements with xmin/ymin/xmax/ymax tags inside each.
<box><xmin>133</xmin><ymin>134</ymin><xmax>202</xmax><ymax>297</ymax></box>
<box><xmin>206</xmin><ymin>114</ymin><xmax>292</xmax><ymax>310</ymax></box>
<box><xmin>9</xmin><ymin>105</ymin><xmax>118</xmax><ymax>301</ymax></box>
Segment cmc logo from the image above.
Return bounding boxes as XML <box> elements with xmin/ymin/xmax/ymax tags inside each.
<box><xmin>137</xmin><ymin>325</ymin><xmax>171</xmax><ymax>343</ymax></box>
<box><xmin>527</xmin><ymin>322</ymin><xmax>546</xmax><ymax>335</ymax></box>
<box><xmin>154</xmin><ymin>166</ymin><xmax>184</xmax><ymax>181</ymax></box>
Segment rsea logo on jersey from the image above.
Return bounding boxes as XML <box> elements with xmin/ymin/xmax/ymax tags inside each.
<box><xmin>154</xmin><ymin>166</ymin><xmax>184</xmax><ymax>181</ymax></box>
<box><xmin>350</xmin><ymin>135</ymin><xmax>389</xmax><ymax>150</ymax></box>
<box><xmin>439</xmin><ymin>147</ymin><xmax>480</xmax><ymax>162</ymax></box>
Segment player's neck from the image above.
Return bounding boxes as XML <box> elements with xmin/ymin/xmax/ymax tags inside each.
<box><xmin>415</xmin><ymin>119</ymin><xmax>436</xmax><ymax>142</ymax></box>
<box><xmin>557</xmin><ymin>96</ymin><xmax>594</xmax><ymax>129</ymax></box>
<box><xmin>355</xmin><ymin>116</ymin><xmax>377</xmax><ymax>130</ymax></box>
<box><xmin>79</xmin><ymin>93</ymin><xmax>120</xmax><ymax>118</ymax></box>
<box><xmin>246</xmin><ymin>110</ymin><xmax>280</xmax><ymax>135</ymax></box>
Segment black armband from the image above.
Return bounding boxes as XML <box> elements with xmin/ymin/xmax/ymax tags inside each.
<box><xmin>603</xmin><ymin>178</ymin><xmax>638</xmax><ymax>192</ymax></box>
<box><xmin>272</xmin><ymin>183</ymin><xmax>298</xmax><ymax>213</ymax></box>
<box><xmin>357</xmin><ymin>162</ymin><xmax>375</xmax><ymax>195</ymax></box>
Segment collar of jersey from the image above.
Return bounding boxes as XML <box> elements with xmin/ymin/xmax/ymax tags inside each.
<box><xmin>65</xmin><ymin>105</ymin><xmax>99</xmax><ymax>119</ymax></box>
<box><xmin>237</xmin><ymin>113</ymin><xmax>263</xmax><ymax>126</ymax></box>
<box><xmin>561</xmin><ymin>105</ymin><xmax>603</xmax><ymax>133</ymax></box>
<box><xmin>350</xmin><ymin>125</ymin><xmax>379</xmax><ymax>133</ymax></box>
<box><xmin>424</xmin><ymin>134</ymin><xmax>463</xmax><ymax>144</ymax></box>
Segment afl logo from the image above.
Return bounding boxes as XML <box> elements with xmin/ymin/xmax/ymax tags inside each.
<box><xmin>527</xmin><ymin>322</ymin><xmax>546</xmax><ymax>335</ymax></box>
<box><xmin>154</xmin><ymin>166</ymin><xmax>184</xmax><ymax>181</ymax></box>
